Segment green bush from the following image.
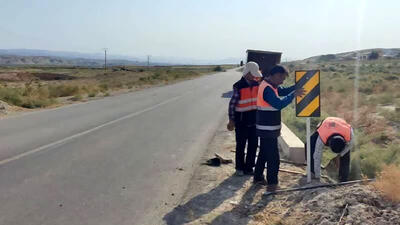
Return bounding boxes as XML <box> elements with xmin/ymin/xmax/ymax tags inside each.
<box><xmin>20</xmin><ymin>97</ymin><xmax>55</xmax><ymax>108</ymax></box>
<box><xmin>0</xmin><ymin>87</ymin><xmax>23</xmax><ymax>106</ymax></box>
<box><xmin>151</xmin><ymin>72</ymin><xmax>162</xmax><ymax>80</ymax></box>
<box><xmin>349</xmin><ymin>157</ymin><xmax>362</xmax><ymax>180</ymax></box>
<box><xmin>376</xmin><ymin>93</ymin><xmax>394</xmax><ymax>105</ymax></box>
<box><xmin>382</xmin><ymin>110</ymin><xmax>400</xmax><ymax>123</ymax></box>
<box><xmin>99</xmin><ymin>83</ymin><xmax>109</xmax><ymax>92</ymax></box>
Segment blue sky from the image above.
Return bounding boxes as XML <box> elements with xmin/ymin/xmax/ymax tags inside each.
<box><xmin>1</xmin><ymin>0</ymin><xmax>399</xmax><ymax>60</ymax></box>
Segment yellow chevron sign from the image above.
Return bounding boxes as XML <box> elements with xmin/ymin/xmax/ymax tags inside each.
<box><xmin>295</xmin><ymin>70</ymin><xmax>321</xmax><ymax>117</ymax></box>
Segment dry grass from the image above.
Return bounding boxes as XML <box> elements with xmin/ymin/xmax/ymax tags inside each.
<box><xmin>0</xmin><ymin>65</ymin><xmax>235</xmax><ymax>109</ymax></box>
<box><xmin>282</xmin><ymin>58</ymin><xmax>400</xmax><ymax>179</ymax></box>
<box><xmin>373</xmin><ymin>164</ymin><xmax>400</xmax><ymax>202</ymax></box>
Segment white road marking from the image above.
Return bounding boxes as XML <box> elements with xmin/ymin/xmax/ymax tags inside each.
<box><xmin>0</xmin><ymin>95</ymin><xmax>183</xmax><ymax>166</ymax></box>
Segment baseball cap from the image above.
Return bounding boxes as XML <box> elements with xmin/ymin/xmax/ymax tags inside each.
<box><xmin>243</xmin><ymin>62</ymin><xmax>262</xmax><ymax>78</ymax></box>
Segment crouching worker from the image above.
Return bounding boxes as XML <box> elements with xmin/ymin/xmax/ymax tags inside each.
<box><xmin>227</xmin><ymin>62</ymin><xmax>262</xmax><ymax>176</ymax></box>
<box><xmin>308</xmin><ymin>117</ymin><xmax>354</xmax><ymax>182</ymax></box>
<box><xmin>254</xmin><ymin>65</ymin><xmax>305</xmax><ymax>190</ymax></box>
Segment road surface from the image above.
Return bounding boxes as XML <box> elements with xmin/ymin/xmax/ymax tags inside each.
<box><xmin>0</xmin><ymin>68</ymin><xmax>239</xmax><ymax>225</ymax></box>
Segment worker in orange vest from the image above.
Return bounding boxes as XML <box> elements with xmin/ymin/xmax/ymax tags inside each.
<box><xmin>254</xmin><ymin>65</ymin><xmax>305</xmax><ymax>190</ymax></box>
<box><xmin>227</xmin><ymin>62</ymin><xmax>262</xmax><ymax>176</ymax></box>
<box><xmin>308</xmin><ymin>117</ymin><xmax>354</xmax><ymax>182</ymax></box>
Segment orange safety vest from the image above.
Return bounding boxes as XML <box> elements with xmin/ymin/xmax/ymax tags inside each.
<box><xmin>256</xmin><ymin>80</ymin><xmax>281</xmax><ymax>134</ymax></box>
<box><xmin>235</xmin><ymin>86</ymin><xmax>259</xmax><ymax>112</ymax></box>
<box><xmin>257</xmin><ymin>81</ymin><xmax>279</xmax><ymax>111</ymax></box>
<box><xmin>317</xmin><ymin>117</ymin><xmax>352</xmax><ymax>144</ymax></box>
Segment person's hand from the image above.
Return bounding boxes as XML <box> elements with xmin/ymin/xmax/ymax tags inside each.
<box><xmin>227</xmin><ymin>120</ymin><xmax>235</xmax><ymax>131</ymax></box>
<box><xmin>294</xmin><ymin>88</ymin><xmax>306</xmax><ymax>97</ymax></box>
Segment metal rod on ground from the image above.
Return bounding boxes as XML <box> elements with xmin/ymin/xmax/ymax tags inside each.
<box><xmin>264</xmin><ymin>179</ymin><xmax>375</xmax><ymax>196</ymax></box>
<box><xmin>279</xmin><ymin>169</ymin><xmax>336</xmax><ymax>183</ymax></box>
<box><xmin>280</xmin><ymin>159</ymin><xmax>306</xmax><ymax>166</ymax></box>
<box><xmin>338</xmin><ymin>203</ymin><xmax>349</xmax><ymax>225</ymax></box>
<box><xmin>279</xmin><ymin>168</ymin><xmax>305</xmax><ymax>175</ymax></box>
<box><xmin>306</xmin><ymin>117</ymin><xmax>311</xmax><ymax>183</ymax></box>
<box><xmin>280</xmin><ymin>159</ymin><xmax>326</xmax><ymax>169</ymax></box>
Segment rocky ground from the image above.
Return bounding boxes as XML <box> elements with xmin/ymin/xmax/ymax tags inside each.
<box><xmin>163</xmin><ymin>118</ymin><xmax>400</xmax><ymax>225</ymax></box>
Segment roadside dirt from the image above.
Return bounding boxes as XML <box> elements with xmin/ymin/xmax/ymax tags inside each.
<box><xmin>163</xmin><ymin>118</ymin><xmax>400</xmax><ymax>225</ymax></box>
<box><xmin>0</xmin><ymin>72</ymin><xmax>74</xmax><ymax>82</ymax></box>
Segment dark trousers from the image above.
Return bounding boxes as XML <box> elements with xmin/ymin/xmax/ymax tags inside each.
<box><xmin>254</xmin><ymin>137</ymin><xmax>280</xmax><ymax>184</ymax></box>
<box><xmin>235</xmin><ymin>124</ymin><xmax>258</xmax><ymax>172</ymax></box>
<box><xmin>308</xmin><ymin>131</ymin><xmax>351</xmax><ymax>182</ymax></box>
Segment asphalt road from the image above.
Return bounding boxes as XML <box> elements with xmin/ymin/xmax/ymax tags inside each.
<box><xmin>0</xmin><ymin>68</ymin><xmax>239</xmax><ymax>225</ymax></box>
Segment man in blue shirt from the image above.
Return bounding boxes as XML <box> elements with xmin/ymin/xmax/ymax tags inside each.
<box><xmin>254</xmin><ymin>65</ymin><xmax>305</xmax><ymax>191</ymax></box>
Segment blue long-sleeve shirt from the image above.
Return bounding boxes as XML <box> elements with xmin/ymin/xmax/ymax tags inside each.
<box><xmin>264</xmin><ymin>85</ymin><xmax>296</xmax><ymax>110</ymax></box>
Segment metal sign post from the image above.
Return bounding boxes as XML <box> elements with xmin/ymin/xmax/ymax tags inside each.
<box><xmin>306</xmin><ymin>117</ymin><xmax>311</xmax><ymax>182</ymax></box>
<box><xmin>295</xmin><ymin>70</ymin><xmax>321</xmax><ymax>183</ymax></box>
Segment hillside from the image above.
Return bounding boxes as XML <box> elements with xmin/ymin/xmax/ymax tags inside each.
<box><xmin>303</xmin><ymin>48</ymin><xmax>400</xmax><ymax>63</ymax></box>
<box><xmin>0</xmin><ymin>49</ymin><xmax>241</xmax><ymax>66</ymax></box>
<box><xmin>0</xmin><ymin>55</ymin><xmax>143</xmax><ymax>67</ymax></box>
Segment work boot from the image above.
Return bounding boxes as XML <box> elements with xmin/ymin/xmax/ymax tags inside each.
<box><xmin>266</xmin><ymin>184</ymin><xmax>279</xmax><ymax>192</ymax></box>
<box><xmin>253</xmin><ymin>178</ymin><xmax>267</xmax><ymax>186</ymax></box>
<box><xmin>234</xmin><ymin>170</ymin><xmax>244</xmax><ymax>176</ymax></box>
<box><xmin>244</xmin><ymin>169</ymin><xmax>254</xmax><ymax>176</ymax></box>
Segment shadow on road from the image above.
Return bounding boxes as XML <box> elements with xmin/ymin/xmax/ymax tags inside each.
<box><xmin>163</xmin><ymin>175</ymin><xmax>249</xmax><ymax>225</ymax></box>
<box><xmin>209</xmin><ymin>184</ymin><xmax>274</xmax><ymax>225</ymax></box>
<box><xmin>221</xmin><ymin>91</ymin><xmax>233</xmax><ymax>98</ymax></box>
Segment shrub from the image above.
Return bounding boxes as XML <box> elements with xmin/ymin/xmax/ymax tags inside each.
<box><xmin>99</xmin><ymin>83</ymin><xmax>109</xmax><ymax>92</ymax></box>
<box><xmin>0</xmin><ymin>87</ymin><xmax>23</xmax><ymax>106</ymax></box>
<box><xmin>383</xmin><ymin>75</ymin><xmax>399</xmax><ymax>81</ymax></box>
<box><xmin>70</xmin><ymin>94</ymin><xmax>83</xmax><ymax>101</ymax></box>
<box><xmin>376</xmin><ymin>93</ymin><xmax>394</xmax><ymax>105</ymax></box>
<box><xmin>48</xmin><ymin>84</ymin><xmax>80</xmax><ymax>97</ymax></box>
<box><xmin>151</xmin><ymin>72</ymin><xmax>162</xmax><ymax>80</ymax></box>
<box><xmin>20</xmin><ymin>97</ymin><xmax>55</xmax><ymax>108</ymax></box>
<box><xmin>381</xmin><ymin>110</ymin><xmax>400</xmax><ymax>123</ymax></box>
<box><xmin>373</xmin><ymin>164</ymin><xmax>400</xmax><ymax>202</ymax></box>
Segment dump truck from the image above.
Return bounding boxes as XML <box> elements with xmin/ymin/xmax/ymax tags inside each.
<box><xmin>246</xmin><ymin>49</ymin><xmax>282</xmax><ymax>76</ymax></box>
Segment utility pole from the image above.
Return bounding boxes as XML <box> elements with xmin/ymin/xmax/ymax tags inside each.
<box><xmin>147</xmin><ymin>55</ymin><xmax>151</xmax><ymax>67</ymax></box>
<box><xmin>103</xmin><ymin>48</ymin><xmax>108</xmax><ymax>71</ymax></box>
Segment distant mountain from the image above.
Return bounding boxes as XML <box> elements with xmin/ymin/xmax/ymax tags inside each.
<box><xmin>0</xmin><ymin>49</ymin><xmax>240</xmax><ymax>66</ymax></box>
<box><xmin>303</xmin><ymin>48</ymin><xmax>400</xmax><ymax>63</ymax></box>
<box><xmin>149</xmin><ymin>56</ymin><xmax>242</xmax><ymax>65</ymax></box>
<box><xmin>0</xmin><ymin>49</ymin><xmax>147</xmax><ymax>66</ymax></box>
<box><xmin>0</xmin><ymin>49</ymin><xmax>142</xmax><ymax>61</ymax></box>
<box><xmin>1</xmin><ymin>55</ymin><xmax>151</xmax><ymax>67</ymax></box>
